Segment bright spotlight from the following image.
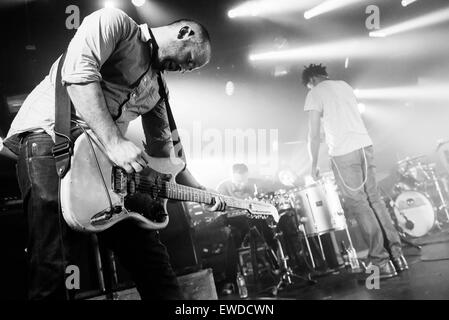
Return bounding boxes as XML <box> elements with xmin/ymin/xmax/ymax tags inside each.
<box><xmin>354</xmin><ymin>84</ymin><xmax>449</xmax><ymax>102</ymax></box>
<box><xmin>104</xmin><ymin>1</ymin><xmax>115</xmax><ymax>8</ymax></box>
<box><xmin>304</xmin><ymin>0</ymin><xmax>364</xmax><ymax>20</ymax></box>
<box><xmin>132</xmin><ymin>0</ymin><xmax>146</xmax><ymax>7</ymax></box>
<box><xmin>401</xmin><ymin>0</ymin><xmax>418</xmax><ymax>7</ymax></box>
<box><xmin>225</xmin><ymin>81</ymin><xmax>235</xmax><ymax>96</ymax></box>
<box><xmin>249</xmin><ymin>39</ymin><xmax>372</xmax><ymax>62</ymax></box>
<box><xmin>249</xmin><ymin>31</ymin><xmax>448</xmax><ymax>63</ymax></box>
<box><xmin>228</xmin><ymin>0</ymin><xmax>312</xmax><ymax>19</ymax></box>
<box><xmin>357</xmin><ymin>103</ymin><xmax>366</xmax><ymax>114</ymax></box>
<box><xmin>369</xmin><ymin>31</ymin><xmax>386</xmax><ymax>38</ymax></box>
<box><xmin>369</xmin><ymin>6</ymin><xmax>449</xmax><ymax>37</ymax></box>
<box><xmin>228</xmin><ymin>9</ymin><xmax>236</xmax><ymax>18</ymax></box>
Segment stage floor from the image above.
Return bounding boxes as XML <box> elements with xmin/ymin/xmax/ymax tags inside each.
<box><xmin>89</xmin><ymin>229</ymin><xmax>449</xmax><ymax>300</ymax></box>
<box><xmin>220</xmin><ymin>229</ymin><xmax>449</xmax><ymax>300</ymax></box>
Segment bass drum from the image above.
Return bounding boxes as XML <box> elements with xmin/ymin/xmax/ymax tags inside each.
<box><xmin>393</xmin><ymin>190</ymin><xmax>435</xmax><ymax>238</ymax></box>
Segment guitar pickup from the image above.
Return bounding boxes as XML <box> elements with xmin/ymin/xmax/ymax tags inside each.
<box><xmin>112</xmin><ymin>167</ymin><xmax>128</xmax><ymax>194</ymax></box>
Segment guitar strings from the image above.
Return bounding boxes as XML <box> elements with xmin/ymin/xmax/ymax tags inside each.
<box><xmin>115</xmin><ymin>172</ymin><xmax>273</xmax><ymax>214</ymax></box>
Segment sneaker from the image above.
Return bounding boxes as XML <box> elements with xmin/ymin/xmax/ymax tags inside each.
<box><xmin>377</xmin><ymin>260</ymin><xmax>398</xmax><ymax>280</ymax></box>
<box><xmin>358</xmin><ymin>260</ymin><xmax>397</xmax><ymax>282</ymax></box>
<box><xmin>391</xmin><ymin>255</ymin><xmax>409</xmax><ymax>272</ymax></box>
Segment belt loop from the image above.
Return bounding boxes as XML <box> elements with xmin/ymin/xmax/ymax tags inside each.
<box><xmin>19</xmin><ymin>132</ymin><xmax>29</xmax><ymax>145</ymax></box>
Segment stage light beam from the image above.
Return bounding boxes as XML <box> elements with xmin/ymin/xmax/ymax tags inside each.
<box><xmin>369</xmin><ymin>6</ymin><xmax>449</xmax><ymax>37</ymax></box>
<box><xmin>228</xmin><ymin>0</ymin><xmax>315</xmax><ymax>19</ymax></box>
<box><xmin>132</xmin><ymin>0</ymin><xmax>146</xmax><ymax>7</ymax></box>
<box><xmin>104</xmin><ymin>1</ymin><xmax>115</xmax><ymax>9</ymax></box>
<box><xmin>401</xmin><ymin>0</ymin><xmax>418</xmax><ymax>7</ymax></box>
<box><xmin>304</xmin><ymin>0</ymin><xmax>365</xmax><ymax>20</ymax></box>
<box><xmin>354</xmin><ymin>84</ymin><xmax>449</xmax><ymax>102</ymax></box>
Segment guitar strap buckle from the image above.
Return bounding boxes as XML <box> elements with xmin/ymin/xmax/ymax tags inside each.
<box><xmin>52</xmin><ymin>139</ymin><xmax>73</xmax><ymax>178</ymax></box>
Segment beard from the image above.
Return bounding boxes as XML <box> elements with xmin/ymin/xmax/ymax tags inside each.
<box><xmin>152</xmin><ymin>56</ymin><xmax>180</xmax><ymax>72</ymax></box>
<box><xmin>160</xmin><ymin>59</ymin><xmax>181</xmax><ymax>72</ymax></box>
<box><xmin>153</xmin><ymin>44</ymin><xmax>182</xmax><ymax>72</ymax></box>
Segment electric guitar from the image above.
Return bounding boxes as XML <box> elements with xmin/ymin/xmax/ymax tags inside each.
<box><xmin>60</xmin><ymin>131</ymin><xmax>279</xmax><ymax>233</ymax></box>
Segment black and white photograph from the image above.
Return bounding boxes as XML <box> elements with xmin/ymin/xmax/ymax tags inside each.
<box><xmin>1</xmin><ymin>0</ymin><xmax>449</xmax><ymax>307</ymax></box>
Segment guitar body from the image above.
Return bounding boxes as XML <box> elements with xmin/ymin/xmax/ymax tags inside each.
<box><xmin>60</xmin><ymin>131</ymin><xmax>186</xmax><ymax>233</ymax></box>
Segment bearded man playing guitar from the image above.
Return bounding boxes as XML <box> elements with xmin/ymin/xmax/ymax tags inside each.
<box><xmin>2</xmin><ymin>8</ymin><xmax>225</xmax><ymax>300</ymax></box>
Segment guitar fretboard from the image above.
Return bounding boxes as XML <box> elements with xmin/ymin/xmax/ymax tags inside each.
<box><xmin>124</xmin><ymin>171</ymin><xmax>250</xmax><ymax>210</ymax></box>
<box><xmin>159</xmin><ymin>181</ymin><xmax>250</xmax><ymax>210</ymax></box>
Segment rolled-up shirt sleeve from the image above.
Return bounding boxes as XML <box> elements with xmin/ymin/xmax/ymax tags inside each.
<box><xmin>61</xmin><ymin>8</ymin><xmax>131</xmax><ymax>84</ymax></box>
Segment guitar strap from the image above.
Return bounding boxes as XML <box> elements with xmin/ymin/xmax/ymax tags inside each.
<box><xmin>155</xmin><ymin>71</ymin><xmax>186</xmax><ymax>163</ymax></box>
<box><xmin>147</xmin><ymin>25</ymin><xmax>186</xmax><ymax>163</ymax></box>
<box><xmin>53</xmin><ymin>52</ymin><xmax>74</xmax><ymax>178</ymax></box>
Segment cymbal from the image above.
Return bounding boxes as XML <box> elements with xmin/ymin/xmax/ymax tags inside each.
<box><xmin>421</xmin><ymin>162</ymin><xmax>437</xmax><ymax>169</ymax></box>
<box><xmin>397</xmin><ymin>155</ymin><xmax>427</xmax><ymax>165</ymax></box>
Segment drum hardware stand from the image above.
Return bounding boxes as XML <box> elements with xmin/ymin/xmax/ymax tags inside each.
<box><xmin>302</xmin><ymin>194</ymin><xmax>330</xmax><ymax>271</ymax></box>
<box><xmin>297</xmin><ymin>230</ymin><xmax>337</xmax><ymax>276</ymax></box>
<box><xmin>91</xmin><ymin>234</ymin><xmax>106</xmax><ymax>294</ymax></box>
<box><xmin>91</xmin><ymin>234</ymin><xmax>121</xmax><ymax>299</ymax></box>
<box><xmin>261</xmin><ymin>223</ymin><xmax>316</xmax><ymax>297</ymax></box>
<box><xmin>428</xmin><ymin>168</ymin><xmax>449</xmax><ymax>224</ymax></box>
<box><xmin>241</xmin><ymin>221</ymin><xmax>263</xmax><ymax>286</ymax></box>
<box><xmin>298</xmin><ymin>224</ymin><xmax>316</xmax><ymax>269</ymax></box>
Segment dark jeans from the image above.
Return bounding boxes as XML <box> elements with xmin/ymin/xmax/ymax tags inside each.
<box><xmin>331</xmin><ymin>146</ymin><xmax>402</xmax><ymax>265</ymax></box>
<box><xmin>16</xmin><ymin>132</ymin><xmax>182</xmax><ymax>300</ymax></box>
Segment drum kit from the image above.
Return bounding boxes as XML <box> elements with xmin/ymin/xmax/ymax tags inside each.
<box><xmin>390</xmin><ymin>155</ymin><xmax>449</xmax><ymax>238</ymax></box>
<box><xmin>256</xmin><ymin>172</ymin><xmax>359</xmax><ymax>275</ymax></box>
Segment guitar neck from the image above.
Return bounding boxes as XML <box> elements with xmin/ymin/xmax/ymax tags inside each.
<box><xmin>163</xmin><ymin>182</ymin><xmax>250</xmax><ymax>210</ymax></box>
<box><xmin>136</xmin><ymin>178</ymin><xmax>250</xmax><ymax>210</ymax></box>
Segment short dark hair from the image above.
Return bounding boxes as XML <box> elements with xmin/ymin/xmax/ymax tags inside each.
<box><xmin>169</xmin><ymin>19</ymin><xmax>211</xmax><ymax>45</ymax></box>
<box><xmin>232</xmin><ymin>163</ymin><xmax>248</xmax><ymax>175</ymax></box>
<box><xmin>302</xmin><ymin>63</ymin><xmax>328</xmax><ymax>86</ymax></box>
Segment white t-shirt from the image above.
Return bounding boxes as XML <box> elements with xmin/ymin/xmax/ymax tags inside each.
<box><xmin>304</xmin><ymin>80</ymin><xmax>372</xmax><ymax>157</ymax></box>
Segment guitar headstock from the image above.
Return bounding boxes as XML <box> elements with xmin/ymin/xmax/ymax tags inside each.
<box><xmin>246</xmin><ymin>200</ymin><xmax>280</xmax><ymax>223</ymax></box>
